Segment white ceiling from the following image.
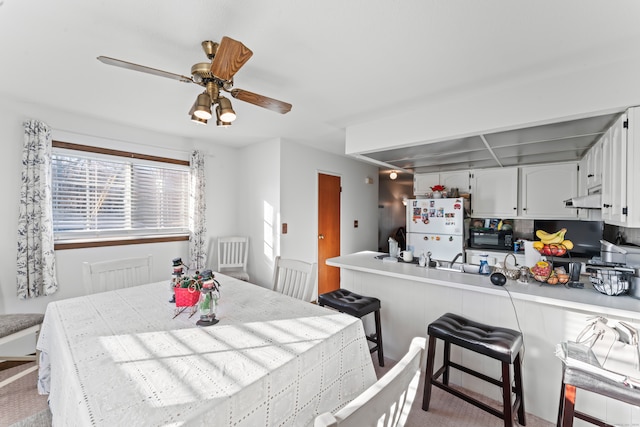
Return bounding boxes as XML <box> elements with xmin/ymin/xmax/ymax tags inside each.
<box><xmin>1</xmin><ymin>0</ymin><xmax>640</xmax><ymax>164</ymax></box>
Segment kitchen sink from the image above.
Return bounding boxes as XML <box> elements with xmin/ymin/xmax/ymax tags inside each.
<box><xmin>434</xmin><ymin>263</ymin><xmax>481</xmax><ymax>274</ymax></box>
<box><xmin>434</xmin><ymin>265</ymin><xmax>463</xmax><ymax>273</ymax></box>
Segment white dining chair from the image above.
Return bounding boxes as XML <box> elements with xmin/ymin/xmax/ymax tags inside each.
<box><xmin>0</xmin><ymin>313</ymin><xmax>45</xmax><ymax>389</ymax></box>
<box><xmin>272</xmin><ymin>256</ymin><xmax>317</xmax><ymax>302</ymax></box>
<box><xmin>217</xmin><ymin>236</ymin><xmax>250</xmax><ymax>281</ymax></box>
<box><xmin>82</xmin><ymin>255</ymin><xmax>153</xmax><ymax>295</ymax></box>
<box><xmin>314</xmin><ymin>336</ymin><xmax>426</xmax><ymax>427</ymax></box>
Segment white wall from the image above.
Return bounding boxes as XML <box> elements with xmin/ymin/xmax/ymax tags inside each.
<box><xmin>0</xmin><ymin>96</ymin><xmax>380</xmax><ymax>315</ymax></box>
<box><xmin>238</xmin><ymin>139</ymin><xmax>281</xmax><ymax>289</ymax></box>
<box><xmin>346</xmin><ymin>53</ymin><xmax>640</xmax><ymax>154</ymax></box>
<box><xmin>279</xmin><ymin>140</ymin><xmax>379</xmax><ymax>263</ymax></box>
<box><xmin>0</xmin><ymin>97</ymin><xmax>239</xmax><ymax>314</ymax></box>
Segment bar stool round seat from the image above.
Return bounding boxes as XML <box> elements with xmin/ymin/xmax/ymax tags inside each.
<box><xmin>422</xmin><ymin>312</ymin><xmax>525</xmax><ymax>427</ymax></box>
<box><xmin>318</xmin><ymin>289</ymin><xmax>384</xmax><ymax>367</ymax></box>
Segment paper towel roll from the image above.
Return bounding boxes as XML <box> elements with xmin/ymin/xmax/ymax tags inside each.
<box><xmin>523</xmin><ymin>240</ymin><xmax>542</xmax><ymax>267</ymax></box>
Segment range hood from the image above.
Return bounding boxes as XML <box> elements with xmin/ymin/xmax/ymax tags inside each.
<box><xmin>564</xmin><ymin>193</ymin><xmax>601</xmax><ymax>209</ymax></box>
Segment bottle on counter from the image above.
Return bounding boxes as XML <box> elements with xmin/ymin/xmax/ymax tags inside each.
<box><xmin>479</xmin><ymin>254</ymin><xmax>491</xmax><ymax>275</ymax></box>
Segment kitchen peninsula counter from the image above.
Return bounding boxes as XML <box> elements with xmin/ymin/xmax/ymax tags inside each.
<box><xmin>327</xmin><ymin>251</ymin><xmax>640</xmax><ymax>425</ymax></box>
<box><xmin>327</xmin><ymin>251</ymin><xmax>640</xmax><ymax>319</ymax></box>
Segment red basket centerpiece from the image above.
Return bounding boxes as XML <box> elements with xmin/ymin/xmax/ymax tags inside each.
<box><xmin>174</xmin><ymin>284</ymin><xmax>201</xmax><ymax>307</ymax></box>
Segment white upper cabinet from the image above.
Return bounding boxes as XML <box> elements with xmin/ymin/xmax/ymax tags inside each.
<box><xmin>414</xmin><ymin>171</ymin><xmax>470</xmax><ymax>196</ymax></box>
<box><xmin>413</xmin><ymin>173</ymin><xmax>439</xmax><ymax>195</ymax></box>
<box><xmin>441</xmin><ymin>171</ymin><xmax>470</xmax><ymax>194</ymax></box>
<box><xmin>602</xmin><ymin>113</ymin><xmax>628</xmax><ymax>226</ymax></box>
<box><xmin>519</xmin><ymin>163</ymin><xmax>578</xmax><ymax>219</ymax></box>
<box><xmin>470</xmin><ymin>167</ymin><xmax>518</xmax><ymax>218</ymax></box>
<box><xmin>626</xmin><ymin>107</ymin><xmax>640</xmax><ymax>227</ymax></box>
<box><xmin>585</xmin><ymin>140</ymin><xmax>603</xmax><ymax>190</ymax></box>
<box><xmin>577</xmin><ymin>154</ymin><xmax>590</xmax><ymax>220</ymax></box>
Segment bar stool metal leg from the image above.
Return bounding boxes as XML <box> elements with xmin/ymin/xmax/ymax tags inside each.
<box><xmin>374</xmin><ymin>309</ymin><xmax>384</xmax><ymax>366</ymax></box>
<box><xmin>501</xmin><ymin>361</ymin><xmax>514</xmax><ymax>427</ymax></box>
<box><xmin>514</xmin><ymin>353</ymin><xmax>526</xmax><ymax>424</ymax></box>
<box><xmin>443</xmin><ymin>341</ymin><xmax>451</xmax><ymax>386</ymax></box>
<box><xmin>422</xmin><ymin>335</ymin><xmax>438</xmax><ymax>411</ymax></box>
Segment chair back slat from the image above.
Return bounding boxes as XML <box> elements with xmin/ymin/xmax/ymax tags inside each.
<box><xmin>272</xmin><ymin>256</ymin><xmax>317</xmax><ymax>302</ymax></box>
<box><xmin>82</xmin><ymin>255</ymin><xmax>152</xmax><ymax>295</ymax></box>
<box><xmin>217</xmin><ymin>237</ymin><xmax>250</xmax><ymax>279</ymax></box>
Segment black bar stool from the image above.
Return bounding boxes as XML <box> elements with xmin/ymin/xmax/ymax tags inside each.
<box><xmin>422</xmin><ymin>312</ymin><xmax>525</xmax><ymax>427</ymax></box>
<box><xmin>318</xmin><ymin>289</ymin><xmax>384</xmax><ymax>367</ymax></box>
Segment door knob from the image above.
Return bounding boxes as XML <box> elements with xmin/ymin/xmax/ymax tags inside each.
<box><xmin>318</xmin><ymin>234</ymin><xmax>325</xmax><ymax>240</ymax></box>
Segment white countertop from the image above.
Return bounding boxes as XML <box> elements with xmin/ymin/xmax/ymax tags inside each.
<box><xmin>327</xmin><ymin>251</ymin><xmax>640</xmax><ymax>319</ymax></box>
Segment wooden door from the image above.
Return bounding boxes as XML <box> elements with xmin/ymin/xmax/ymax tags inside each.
<box><xmin>318</xmin><ymin>173</ymin><xmax>341</xmax><ymax>295</ymax></box>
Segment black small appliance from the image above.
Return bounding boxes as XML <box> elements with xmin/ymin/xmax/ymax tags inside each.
<box><xmin>469</xmin><ymin>228</ymin><xmax>514</xmax><ymax>251</ymax></box>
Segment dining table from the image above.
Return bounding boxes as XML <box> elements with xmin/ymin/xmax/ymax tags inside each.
<box><xmin>36</xmin><ymin>274</ymin><xmax>377</xmax><ymax>426</ymax></box>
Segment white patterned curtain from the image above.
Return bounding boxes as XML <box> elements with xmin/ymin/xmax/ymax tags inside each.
<box><xmin>189</xmin><ymin>150</ymin><xmax>207</xmax><ymax>270</ymax></box>
<box><xmin>16</xmin><ymin>120</ymin><xmax>58</xmax><ymax>298</ymax></box>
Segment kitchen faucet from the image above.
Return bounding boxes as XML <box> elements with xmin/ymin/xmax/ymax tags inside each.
<box><xmin>449</xmin><ymin>252</ymin><xmax>463</xmax><ymax>268</ymax></box>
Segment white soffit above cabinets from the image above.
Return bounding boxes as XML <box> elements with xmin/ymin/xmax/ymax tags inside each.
<box><xmin>361</xmin><ymin>112</ymin><xmax>622</xmax><ymax>173</ymax></box>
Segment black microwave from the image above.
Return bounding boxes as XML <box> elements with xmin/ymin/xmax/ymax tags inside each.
<box><xmin>469</xmin><ymin>229</ymin><xmax>514</xmax><ymax>251</ymax></box>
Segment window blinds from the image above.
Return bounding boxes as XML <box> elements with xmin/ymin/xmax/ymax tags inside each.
<box><xmin>52</xmin><ymin>150</ymin><xmax>189</xmax><ymax>240</ymax></box>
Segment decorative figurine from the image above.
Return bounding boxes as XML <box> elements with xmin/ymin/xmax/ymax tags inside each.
<box><xmin>169</xmin><ymin>257</ymin><xmax>186</xmax><ymax>303</ymax></box>
<box><xmin>196</xmin><ymin>270</ymin><xmax>221</xmax><ymax>326</ymax></box>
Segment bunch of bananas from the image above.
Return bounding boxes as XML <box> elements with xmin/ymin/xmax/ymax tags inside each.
<box><xmin>536</xmin><ymin>228</ymin><xmax>567</xmax><ymax>244</ymax></box>
<box><xmin>532</xmin><ymin>228</ymin><xmax>574</xmax><ymax>255</ymax></box>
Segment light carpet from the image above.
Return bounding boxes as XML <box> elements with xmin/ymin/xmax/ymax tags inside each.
<box><xmin>0</xmin><ymin>362</ymin><xmax>49</xmax><ymax>427</ymax></box>
<box><xmin>374</xmin><ymin>357</ymin><xmax>554</xmax><ymax>427</ymax></box>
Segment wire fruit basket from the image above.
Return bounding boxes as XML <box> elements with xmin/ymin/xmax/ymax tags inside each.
<box><xmin>586</xmin><ymin>267</ymin><xmax>632</xmax><ymax>296</ymax></box>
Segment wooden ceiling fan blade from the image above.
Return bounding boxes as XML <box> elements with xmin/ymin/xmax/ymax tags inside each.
<box><xmin>97</xmin><ymin>56</ymin><xmax>194</xmax><ymax>83</ymax></box>
<box><xmin>210</xmin><ymin>37</ymin><xmax>253</xmax><ymax>81</ymax></box>
<box><xmin>231</xmin><ymin>89</ymin><xmax>292</xmax><ymax>114</ymax></box>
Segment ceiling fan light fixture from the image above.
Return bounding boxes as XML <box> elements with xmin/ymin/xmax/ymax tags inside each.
<box><xmin>218</xmin><ymin>97</ymin><xmax>236</xmax><ymax>122</ymax></box>
<box><xmin>193</xmin><ymin>93</ymin><xmax>212</xmax><ymax>120</ymax></box>
<box><xmin>191</xmin><ymin>114</ymin><xmax>208</xmax><ymax>125</ymax></box>
<box><xmin>215</xmin><ymin>109</ymin><xmax>232</xmax><ymax>127</ymax></box>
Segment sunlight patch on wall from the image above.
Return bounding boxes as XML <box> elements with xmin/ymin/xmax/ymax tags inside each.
<box><xmin>263</xmin><ymin>200</ymin><xmax>274</xmax><ymax>261</ymax></box>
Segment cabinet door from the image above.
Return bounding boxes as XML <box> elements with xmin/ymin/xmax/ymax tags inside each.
<box><xmin>413</xmin><ymin>173</ymin><xmax>439</xmax><ymax>195</ymax></box>
<box><xmin>601</xmin><ymin>128</ymin><xmax>613</xmax><ymax>220</ymax></box>
<box><xmin>440</xmin><ymin>171</ymin><xmax>470</xmax><ymax>194</ymax></box>
<box><xmin>519</xmin><ymin>163</ymin><xmax>578</xmax><ymax>219</ymax></box>
<box><xmin>577</xmin><ymin>155</ymin><xmax>589</xmax><ymax>220</ymax></box>
<box><xmin>626</xmin><ymin>107</ymin><xmax>640</xmax><ymax>227</ymax></box>
<box><xmin>470</xmin><ymin>167</ymin><xmax>518</xmax><ymax>218</ymax></box>
<box><xmin>606</xmin><ymin>114</ymin><xmax>628</xmax><ymax>225</ymax></box>
<box><xmin>587</xmin><ymin>140</ymin><xmax>603</xmax><ymax>189</ymax></box>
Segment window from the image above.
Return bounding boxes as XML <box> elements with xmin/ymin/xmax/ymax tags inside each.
<box><xmin>52</xmin><ymin>142</ymin><xmax>190</xmax><ymax>248</ymax></box>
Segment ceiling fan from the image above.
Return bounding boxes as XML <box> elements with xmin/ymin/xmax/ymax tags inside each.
<box><xmin>97</xmin><ymin>37</ymin><xmax>292</xmax><ymax>126</ymax></box>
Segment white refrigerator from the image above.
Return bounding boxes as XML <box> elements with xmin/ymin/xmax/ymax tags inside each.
<box><xmin>406</xmin><ymin>198</ymin><xmax>465</xmax><ymax>262</ymax></box>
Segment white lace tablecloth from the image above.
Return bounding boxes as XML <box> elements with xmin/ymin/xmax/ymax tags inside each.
<box><xmin>37</xmin><ymin>276</ymin><xmax>376</xmax><ymax>426</ymax></box>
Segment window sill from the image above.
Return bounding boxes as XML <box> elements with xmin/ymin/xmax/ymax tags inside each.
<box><xmin>54</xmin><ymin>234</ymin><xmax>189</xmax><ymax>250</ymax></box>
